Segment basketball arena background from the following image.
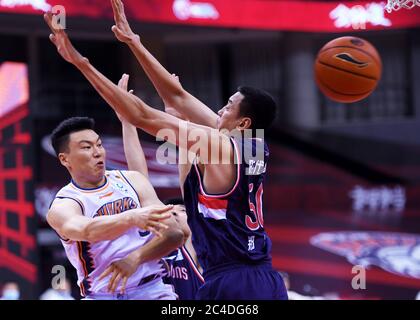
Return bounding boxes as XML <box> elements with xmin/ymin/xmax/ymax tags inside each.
<box><xmin>0</xmin><ymin>0</ymin><xmax>419</xmax><ymax>300</ymax></box>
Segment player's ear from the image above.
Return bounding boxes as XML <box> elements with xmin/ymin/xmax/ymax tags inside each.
<box><xmin>237</xmin><ymin>117</ymin><xmax>252</xmax><ymax>130</ymax></box>
<box><xmin>58</xmin><ymin>153</ymin><xmax>70</xmax><ymax>168</ymax></box>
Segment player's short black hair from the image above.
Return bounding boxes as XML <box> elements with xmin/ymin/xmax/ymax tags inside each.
<box><xmin>51</xmin><ymin>117</ymin><xmax>95</xmax><ymax>156</ymax></box>
<box><xmin>163</xmin><ymin>197</ymin><xmax>185</xmax><ymax>206</ymax></box>
<box><xmin>237</xmin><ymin>86</ymin><xmax>277</xmax><ymax>130</ymax></box>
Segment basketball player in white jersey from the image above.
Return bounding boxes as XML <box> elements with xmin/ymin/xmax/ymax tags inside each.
<box><xmin>99</xmin><ymin>75</ymin><xmax>204</xmax><ymax>299</ymax></box>
<box><xmin>47</xmin><ymin>116</ymin><xmax>186</xmax><ymax>300</ymax></box>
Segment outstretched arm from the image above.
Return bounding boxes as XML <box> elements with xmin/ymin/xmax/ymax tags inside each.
<box><xmin>44</xmin><ymin>12</ymin><xmax>236</xmax><ymax>194</ymax></box>
<box><xmin>47</xmin><ymin>199</ymin><xmax>172</xmax><ymax>242</ymax></box>
<box><xmin>44</xmin><ymin>12</ymin><xmax>225</xmax><ymax>154</ymax></box>
<box><xmin>115</xmin><ymin>75</ymin><xmax>149</xmax><ymax>177</ymax></box>
<box><xmin>110</xmin><ymin>0</ymin><xmax>219</xmax><ymax>128</ymax></box>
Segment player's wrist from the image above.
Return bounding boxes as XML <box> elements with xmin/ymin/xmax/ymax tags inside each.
<box><xmin>126</xmin><ymin>34</ymin><xmax>141</xmax><ymax>46</ymax></box>
<box><xmin>125</xmin><ymin>210</ymin><xmax>137</xmax><ymax>227</ymax></box>
<box><xmin>132</xmin><ymin>248</ymin><xmax>143</xmax><ymax>265</ymax></box>
<box><xmin>74</xmin><ymin>56</ymin><xmax>90</xmax><ymax>69</ymax></box>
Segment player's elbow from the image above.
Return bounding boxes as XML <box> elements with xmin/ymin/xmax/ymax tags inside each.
<box><xmin>122</xmin><ymin>100</ymin><xmax>150</xmax><ymax>128</ymax></box>
<box><xmin>165</xmin><ymin>90</ymin><xmax>188</xmax><ymax>109</ymax></box>
<box><xmin>80</xmin><ymin>224</ymin><xmax>105</xmax><ymax>243</ymax></box>
<box><xmin>168</xmin><ymin>80</ymin><xmax>185</xmax><ymax>98</ymax></box>
<box><xmin>81</xmin><ymin>227</ymin><xmax>96</xmax><ymax>243</ymax></box>
<box><xmin>174</xmin><ymin>88</ymin><xmax>188</xmax><ymax>101</ymax></box>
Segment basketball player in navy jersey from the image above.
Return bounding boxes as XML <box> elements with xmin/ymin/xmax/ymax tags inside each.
<box><xmin>161</xmin><ymin>198</ymin><xmax>204</xmax><ymax>300</ymax></box>
<box><xmin>44</xmin><ymin>7</ymin><xmax>287</xmax><ymax>299</ymax></box>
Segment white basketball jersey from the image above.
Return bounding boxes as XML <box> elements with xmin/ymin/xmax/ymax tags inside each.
<box><xmin>52</xmin><ymin>170</ymin><xmax>165</xmax><ymax>296</ymax></box>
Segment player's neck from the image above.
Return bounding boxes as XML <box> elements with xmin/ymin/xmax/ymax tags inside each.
<box><xmin>71</xmin><ymin>175</ymin><xmax>106</xmax><ymax>189</ymax></box>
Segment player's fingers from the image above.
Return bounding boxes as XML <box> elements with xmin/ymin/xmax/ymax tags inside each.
<box><xmin>110</xmin><ymin>273</ymin><xmax>123</xmax><ymax>294</ymax></box>
<box><xmin>118</xmin><ymin>0</ymin><xmax>127</xmax><ymax>16</ymax></box>
<box><xmin>151</xmin><ymin>212</ymin><xmax>172</xmax><ymax>221</ymax></box>
<box><xmin>49</xmin><ymin>34</ymin><xmax>57</xmax><ymax>45</ymax></box>
<box><xmin>151</xmin><ymin>217</ymin><xmax>171</xmax><ymax>227</ymax></box>
<box><xmin>117</xmin><ymin>74</ymin><xmax>128</xmax><ymax>90</ymax></box>
<box><xmin>114</xmin><ymin>0</ymin><xmax>123</xmax><ymax>18</ymax></box>
<box><xmin>120</xmin><ymin>277</ymin><xmax>128</xmax><ymax>295</ymax></box>
<box><xmin>111</xmin><ymin>25</ymin><xmax>123</xmax><ymax>37</ymax></box>
<box><xmin>171</xmin><ymin>74</ymin><xmax>180</xmax><ymax>81</ymax></box>
<box><xmin>148</xmin><ymin>220</ymin><xmax>169</xmax><ymax>232</ymax></box>
<box><xmin>160</xmin><ymin>221</ymin><xmax>170</xmax><ymax>229</ymax></box>
<box><xmin>156</xmin><ymin>222</ymin><xmax>169</xmax><ymax>230</ymax></box>
<box><xmin>107</xmin><ymin>268</ymin><xmax>119</xmax><ymax>292</ymax></box>
<box><xmin>153</xmin><ymin>205</ymin><xmax>174</xmax><ymax>214</ymax></box>
<box><xmin>111</xmin><ymin>25</ymin><xmax>130</xmax><ymax>41</ymax></box>
<box><xmin>111</xmin><ymin>0</ymin><xmax>118</xmax><ymax>19</ymax></box>
<box><xmin>148</xmin><ymin>226</ymin><xmax>163</xmax><ymax>238</ymax></box>
<box><xmin>45</xmin><ymin>12</ymin><xmax>63</xmax><ymax>34</ymax></box>
<box><xmin>98</xmin><ymin>266</ymin><xmax>113</xmax><ymax>281</ymax></box>
<box><xmin>129</xmin><ymin>89</ymin><xmax>134</xmax><ymax>94</ymax></box>
<box><xmin>117</xmin><ymin>76</ymin><xmax>124</xmax><ymax>88</ymax></box>
<box><xmin>43</xmin><ymin>13</ymin><xmax>55</xmax><ymax>33</ymax></box>
<box><xmin>122</xmin><ymin>74</ymin><xmax>129</xmax><ymax>89</ymax></box>
<box><xmin>111</xmin><ymin>0</ymin><xmax>122</xmax><ymax>20</ymax></box>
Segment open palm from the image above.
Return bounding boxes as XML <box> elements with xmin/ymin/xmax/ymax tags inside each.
<box><xmin>44</xmin><ymin>12</ymin><xmax>85</xmax><ymax>65</ymax></box>
<box><xmin>111</xmin><ymin>0</ymin><xmax>139</xmax><ymax>43</ymax></box>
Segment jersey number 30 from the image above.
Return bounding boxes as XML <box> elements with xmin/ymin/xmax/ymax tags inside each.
<box><xmin>246</xmin><ymin>183</ymin><xmax>264</xmax><ymax>230</ymax></box>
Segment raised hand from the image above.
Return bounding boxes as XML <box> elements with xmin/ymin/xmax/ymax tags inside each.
<box><xmin>98</xmin><ymin>250</ymin><xmax>139</xmax><ymax>294</ymax></box>
<box><xmin>164</xmin><ymin>74</ymin><xmax>187</xmax><ymax>120</ymax></box>
<box><xmin>110</xmin><ymin>0</ymin><xmax>139</xmax><ymax>44</ymax></box>
<box><xmin>115</xmin><ymin>73</ymin><xmax>134</xmax><ymax>122</ymax></box>
<box><xmin>43</xmin><ymin>12</ymin><xmax>86</xmax><ymax>65</ymax></box>
<box><xmin>132</xmin><ymin>205</ymin><xmax>173</xmax><ymax>238</ymax></box>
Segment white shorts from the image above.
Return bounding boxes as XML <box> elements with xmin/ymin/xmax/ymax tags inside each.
<box><xmin>83</xmin><ymin>278</ymin><xmax>178</xmax><ymax>300</ymax></box>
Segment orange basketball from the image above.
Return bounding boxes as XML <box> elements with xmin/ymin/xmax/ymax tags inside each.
<box><xmin>314</xmin><ymin>36</ymin><xmax>382</xmax><ymax>103</ymax></box>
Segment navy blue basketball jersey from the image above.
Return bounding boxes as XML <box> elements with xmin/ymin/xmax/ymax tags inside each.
<box><xmin>162</xmin><ymin>246</ymin><xmax>204</xmax><ymax>300</ymax></box>
<box><xmin>183</xmin><ymin>136</ymin><xmax>273</xmax><ymax>277</ymax></box>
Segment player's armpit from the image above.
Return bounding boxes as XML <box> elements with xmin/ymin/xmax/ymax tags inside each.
<box><xmin>199</xmin><ymin>134</ymin><xmax>238</xmax><ymax>195</ymax></box>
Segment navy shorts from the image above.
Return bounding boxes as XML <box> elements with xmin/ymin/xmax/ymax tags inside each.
<box><xmin>196</xmin><ymin>264</ymin><xmax>288</xmax><ymax>300</ymax></box>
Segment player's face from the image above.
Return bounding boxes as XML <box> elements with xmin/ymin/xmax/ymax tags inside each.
<box><xmin>217</xmin><ymin>92</ymin><xmax>244</xmax><ymax>131</ymax></box>
<box><xmin>60</xmin><ymin>129</ymin><xmax>106</xmax><ymax>182</ymax></box>
<box><xmin>172</xmin><ymin>204</ymin><xmax>191</xmax><ymax>238</ymax></box>
<box><xmin>173</xmin><ymin>204</ymin><xmax>188</xmax><ymax>226</ymax></box>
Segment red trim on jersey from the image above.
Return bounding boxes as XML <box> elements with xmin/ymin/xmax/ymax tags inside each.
<box><xmin>79</xmin><ymin>282</ymin><xmax>86</xmax><ymax>297</ymax></box>
<box><xmin>77</xmin><ymin>241</ymin><xmax>90</xmax><ymax>297</ymax></box>
<box><xmin>181</xmin><ymin>246</ymin><xmax>205</xmax><ymax>284</ymax></box>
<box><xmin>198</xmin><ymin>193</ymin><xmax>228</xmax><ymax>210</ymax></box>
<box><xmin>194</xmin><ymin>137</ymin><xmax>241</xmax><ymax>199</ymax></box>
